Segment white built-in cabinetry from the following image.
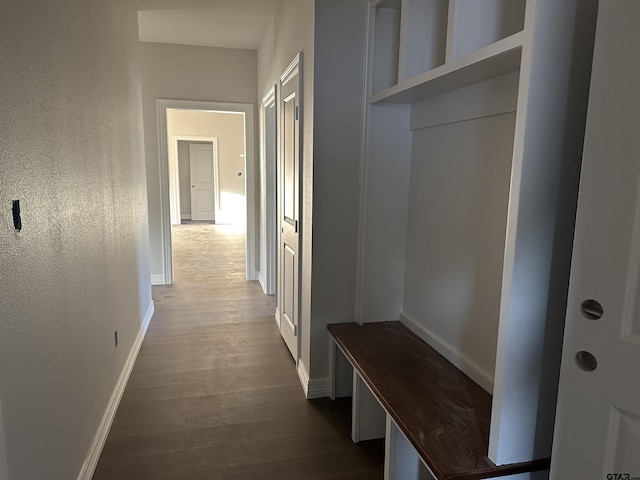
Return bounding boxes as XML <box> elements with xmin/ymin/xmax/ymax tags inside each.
<box><xmin>356</xmin><ymin>0</ymin><xmax>597</xmax><ymax>470</ymax></box>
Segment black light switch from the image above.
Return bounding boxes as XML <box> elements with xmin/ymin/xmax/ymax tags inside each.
<box><xmin>12</xmin><ymin>200</ymin><xmax>21</xmax><ymax>231</ymax></box>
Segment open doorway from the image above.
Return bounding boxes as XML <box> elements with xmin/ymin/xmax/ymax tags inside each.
<box><xmin>173</xmin><ymin>138</ymin><xmax>219</xmax><ymax>224</ymax></box>
<box><xmin>167</xmin><ymin>109</ymin><xmax>246</xmax><ymax>227</ymax></box>
<box><xmin>156</xmin><ymin>99</ymin><xmax>257</xmax><ymax>285</ymax></box>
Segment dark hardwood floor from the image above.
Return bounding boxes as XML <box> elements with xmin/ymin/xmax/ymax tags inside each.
<box><xmin>92</xmin><ymin>222</ymin><xmax>384</xmax><ymax>479</ymax></box>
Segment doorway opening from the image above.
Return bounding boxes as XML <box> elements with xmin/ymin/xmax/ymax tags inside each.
<box><xmin>173</xmin><ymin>138</ymin><xmax>219</xmax><ymax>224</ymax></box>
<box><xmin>156</xmin><ymin>99</ymin><xmax>256</xmax><ymax>285</ymax></box>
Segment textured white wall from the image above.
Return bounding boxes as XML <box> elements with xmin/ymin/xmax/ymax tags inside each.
<box><xmin>139</xmin><ymin>43</ymin><xmax>257</xmax><ymax>278</ymax></box>
<box><xmin>0</xmin><ymin>1</ymin><xmax>150</xmax><ymax>479</ymax></box>
<box><xmin>258</xmin><ymin>0</ymin><xmax>315</xmax><ymax>374</ymax></box>
<box><xmin>0</xmin><ymin>399</ymin><xmax>7</xmax><ymax>480</ymax></box>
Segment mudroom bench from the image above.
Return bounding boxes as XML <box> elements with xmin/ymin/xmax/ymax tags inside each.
<box><xmin>327</xmin><ymin>321</ymin><xmax>550</xmax><ymax>480</ymax></box>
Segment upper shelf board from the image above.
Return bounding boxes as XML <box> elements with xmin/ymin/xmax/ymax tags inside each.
<box><xmin>369</xmin><ymin>31</ymin><xmax>524</xmax><ymax>104</ymax></box>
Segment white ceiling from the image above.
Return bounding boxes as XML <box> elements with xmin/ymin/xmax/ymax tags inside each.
<box><xmin>137</xmin><ymin>0</ymin><xmax>281</xmax><ymax>50</ymax></box>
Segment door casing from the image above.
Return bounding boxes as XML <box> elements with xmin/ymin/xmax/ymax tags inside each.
<box><xmin>260</xmin><ymin>86</ymin><xmax>277</xmax><ymax>296</ymax></box>
<box><xmin>155</xmin><ymin>99</ymin><xmax>256</xmax><ymax>285</ymax></box>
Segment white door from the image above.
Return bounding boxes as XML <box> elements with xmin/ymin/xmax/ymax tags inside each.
<box><xmin>278</xmin><ymin>54</ymin><xmax>302</xmax><ymax>361</ymax></box>
<box><xmin>189</xmin><ymin>142</ymin><xmax>217</xmax><ymax>222</ymax></box>
<box><xmin>550</xmin><ymin>3</ymin><xmax>640</xmax><ymax>478</ymax></box>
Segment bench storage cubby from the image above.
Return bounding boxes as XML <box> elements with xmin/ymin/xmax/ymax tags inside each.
<box><xmin>328</xmin><ymin>321</ymin><xmax>549</xmax><ymax>480</ymax></box>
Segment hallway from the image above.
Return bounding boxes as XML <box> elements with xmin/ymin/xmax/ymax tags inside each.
<box><xmin>92</xmin><ymin>223</ymin><xmax>383</xmax><ymax>479</ymax></box>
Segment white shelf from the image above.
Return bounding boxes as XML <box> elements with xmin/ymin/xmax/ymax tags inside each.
<box><xmin>369</xmin><ymin>31</ymin><xmax>523</xmax><ymax>104</ymax></box>
<box><xmin>359</xmin><ymin>0</ymin><xmax>598</xmax><ymax>473</ymax></box>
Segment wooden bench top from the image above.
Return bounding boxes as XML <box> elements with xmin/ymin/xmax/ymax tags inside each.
<box><xmin>328</xmin><ymin>321</ymin><xmax>550</xmax><ymax>480</ymax></box>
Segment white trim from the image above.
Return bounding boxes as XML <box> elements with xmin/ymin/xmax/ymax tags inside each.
<box><xmin>263</xmin><ymin>85</ymin><xmax>276</xmax><ymax>107</ymax></box>
<box><xmin>156</xmin><ymin>99</ymin><xmax>257</xmax><ymax>284</ymax></box>
<box><xmin>156</xmin><ymin>104</ymin><xmax>173</xmax><ymax>285</ymax></box>
<box><xmin>307</xmin><ymin>377</ymin><xmax>330</xmax><ymax>399</ymax></box>
<box><xmin>296</xmin><ymin>360</ymin><xmax>329</xmax><ymax>399</ymax></box>
<box><xmin>259</xmin><ymin>85</ymin><xmax>277</xmax><ymax>295</ymax></box>
<box><xmin>181</xmin><ymin>214</ymin><xmax>191</xmax><ymax>220</ymax></box>
<box><xmin>297</xmin><ymin>360</ymin><xmax>310</xmax><ymax>396</ymax></box>
<box><xmin>355</xmin><ymin>4</ymin><xmax>374</xmax><ymax>325</ymax></box>
<box><xmin>77</xmin><ymin>301</ymin><xmax>154</xmax><ymax>480</ymax></box>
<box><xmin>283</xmin><ymin>313</ymin><xmax>297</xmax><ymax>336</ymax></box>
<box><xmin>280</xmin><ymin>52</ymin><xmax>301</xmax><ymax>85</ymax></box>
<box><xmin>150</xmin><ymin>274</ymin><xmax>165</xmax><ymax>286</ymax></box>
<box><xmin>399</xmin><ymin>311</ymin><xmax>494</xmax><ymax>392</ymax></box>
<box><xmin>274</xmin><ymin>308</ymin><xmax>281</xmax><ymax>329</ymax></box>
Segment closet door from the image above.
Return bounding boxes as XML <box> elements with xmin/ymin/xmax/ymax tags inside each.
<box><xmin>551</xmin><ymin>2</ymin><xmax>640</xmax><ymax>478</ymax></box>
<box><xmin>278</xmin><ymin>53</ymin><xmax>302</xmax><ymax>361</ymax></box>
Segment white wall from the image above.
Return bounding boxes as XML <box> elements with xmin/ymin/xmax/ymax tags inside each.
<box><xmin>139</xmin><ymin>42</ymin><xmax>257</xmax><ymax>278</ymax></box>
<box><xmin>357</xmin><ymin>72</ymin><xmax>519</xmax><ymax>390</ymax></box>
<box><xmin>178</xmin><ymin>141</ymin><xmax>192</xmax><ymax>217</ymax></box>
<box><xmin>0</xmin><ymin>1</ymin><xmax>151</xmax><ymax>478</ymax></box>
<box><xmin>0</xmin><ymin>399</ymin><xmax>7</xmax><ymax>480</ymax></box>
<box><xmin>167</xmin><ymin>110</ymin><xmax>246</xmax><ymax>224</ymax></box>
<box><xmin>258</xmin><ymin>0</ymin><xmax>316</xmax><ymax>373</ymax></box>
<box><xmin>257</xmin><ymin>0</ymin><xmax>367</xmax><ymax>383</ymax></box>
<box><xmin>402</xmin><ymin>74</ymin><xmax>518</xmax><ymax>383</ymax></box>
<box><xmin>308</xmin><ymin>0</ymin><xmax>367</xmax><ymax>379</ymax></box>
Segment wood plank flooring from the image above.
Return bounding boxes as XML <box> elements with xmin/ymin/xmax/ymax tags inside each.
<box><xmin>92</xmin><ymin>223</ymin><xmax>383</xmax><ymax>480</ymax></box>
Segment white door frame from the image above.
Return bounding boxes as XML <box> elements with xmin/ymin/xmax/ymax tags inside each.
<box><xmin>156</xmin><ymin>99</ymin><xmax>257</xmax><ymax>284</ymax></box>
<box><xmin>259</xmin><ymin>85</ymin><xmax>277</xmax><ymax>296</ymax></box>
<box><xmin>170</xmin><ymin>135</ymin><xmax>219</xmax><ymax>224</ymax></box>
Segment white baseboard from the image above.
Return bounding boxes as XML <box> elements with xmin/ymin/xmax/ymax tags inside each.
<box><xmin>296</xmin><ymin>361</ymin><xmax>329</xmax><ymax>399</ymax></box>
<box><xmin>297</xmin><ymin>360</ymin><xmax>310</xmax><ymax>397</ymax></box>
<box><xmin>248</xmin><ymin>269</ymin><xmax>259</xmax><ymax>282</ymax></box>
<box><xmin>77</xmin><ymin>300</ymin><xmax>154</xmax><ymax>480</ymax></box>
<box><xmin>307</xmin><ymin>377</ymin><xmax>329</xmax><ymax>399</ymax></box>
<box><xmin>399</xmin><ymin>311</ymin><xmax>494</xmax><ymax>393</ymax></box>
<box><xmin>258</xmin><ymin>272</ymin><xmax>267</xmax><ymax>294</ymax></box>
<box><xmin>151</xmin><ymin>274</ymin><xmax>165</xmax><ymax>286</ymax></box>
<box><xmin>181</xmin><ymin>214</ymin><xmax>191</xmax><ymax>220</ymax></box>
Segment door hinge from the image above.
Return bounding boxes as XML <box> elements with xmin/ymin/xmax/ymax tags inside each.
<box><xmin>295</xmin><ymin>220</ymin><xmax>298</xmax><ymax>233</ymax></box>
<box><xmin>295</xmin><ymin>106</ymin><xmax>299</xmax><ymax>121</ymax></box>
